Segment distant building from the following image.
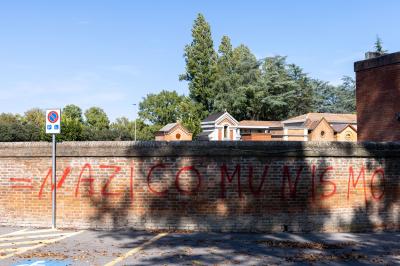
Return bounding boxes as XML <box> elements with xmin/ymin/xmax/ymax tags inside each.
<box><xmin>198</xmin><ymin>111</ymin><xmax>357</xmax><ymax>141</ymax></box>
<box><xmin>155</xmin><ymin>122</ymin><xmax>192</xmax><ymax>141</ymax></box>
<box><xmin>281</xmin><ymin>113</ymin><xmax>357</xmax><ymax>141</ymax></box>
<box><xmin>355</xmin><ymin>51</ymin><xmax>400</xmax><ymax>141</ymax></box>
<box><xmin>198</xmin><ymin>111</ymin><xmax>240</xmax><ymax>141</ymax></box>
<box><xmin>238</xmin><ymin>120</ymin><xmax>282</xmax><ymax>141</ymax></box>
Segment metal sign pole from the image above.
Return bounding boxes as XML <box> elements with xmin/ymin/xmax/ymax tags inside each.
<box><xmin>52</xmin><ymin>133</ymin><xmax>56</xmax><ymax>229</ymax></box>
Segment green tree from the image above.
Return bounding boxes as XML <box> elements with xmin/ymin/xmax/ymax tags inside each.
<box><xmin>139</xmin><ymin>90</ymin><xmax>183</xmax><ymax>126</ymax></box>
<box><xmin>81</xmin><ymin>126</ymin><xmax>119</xmax><ymax>141</ymax></box>
<box><xmin>138</xmin><ymin>90</ymin><xmax>205</xmax><ymax>137</ymax></box>
<box><xmin>180</xmin><ymin>13</ymin><xmax>217</xmax><ymax>112</ymax></box>
<box><xmin>58</xmin><ymin>104</ymin><xmax>84</xmax><ymax>141</ymax></box>
<box><xmin>63</xmin><ymin>104</ymin><xmax>83</xmax><ymax>122</ymax></box>
<box><xmin>60</xmin><ymin>118</ymin><xmax>83</xmax><ymax>141</ymax></box>
<box><xmin>24</xmin><ymin>108</ymin><xmax>45</xmax><ymax>126</ymax></box>
<box><xmin>23</xmin><ymin>108</ymin><xmax>46</xmax><ymax>140</ymax></box>
<box><xmin>84</xmin><ymin>107</ymin><xmax>110</xmax><ymax>130</ymax></box>
<box><xmin>286</xmin><ymin>64</ymin><xmax>315</xmax><ymax>117</ymax></box>
<box><xmin>0</xmin><ymin>112</ymin><xmax>41</xmax><ymax>142</ymax></box>
<box><xmin>110</xmin><ymin>117</ymin><xmax>135</xmax><ymax>140</ymax></box>
<box><xmin>177</xmin><ymin>97</ymin><xmax>205</xmax><ymax>136</ymax></box>
<box><xmin>0</xmin><ymin>113</ymin><xmax>19</xmax><ymax>124</ymax></box>
<box><xmin>374</xmin><ymin>35</ymin><xmax>387</xmax><ymax>55</ymax></box>
<box><xmin>213</xmin><ymin>42</ymin><xmax>261</xmax><ymax>120</ymax></box>
<box><xmin>134</xmin><ymin>119</ymin><xmax>160</xmax><ymax>141</ymax></box>
<box><xmin>312</xmin><ymin>76</ymin><xmax>356</xmax><ymax>113</ymax></box>
<box><xmin>251</xmin><ymin>56</ymin><xmax>297</xmax><ymax>120</ymax></box>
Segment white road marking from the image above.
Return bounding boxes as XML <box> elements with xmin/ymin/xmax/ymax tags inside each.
<box><xmin>0</xmin><ymin>229</ymin><xmax>85</xmax><ymax>260</ymax></box>
<box><xmin>0</xmin><ymin>229</ymin><xmax>28</xmax><ymax>238</ymax></box>
<box><xmin>0</xmin><ymin>232</ymin><xmax>72</xmax><ymax>242</ymax></box>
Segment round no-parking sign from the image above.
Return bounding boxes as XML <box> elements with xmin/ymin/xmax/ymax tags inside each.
<box><xmin>47</xmin><ymin>111</ymin><xmax>59</xmax><ymax>123</ymax></box>
<box><xmin>45</xmin><ymin>109</ymin><xmax>61</xmax><ymax>134</ymax></box>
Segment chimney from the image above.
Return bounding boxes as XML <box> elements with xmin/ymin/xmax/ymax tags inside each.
<box><xmin>354</xmin><ymin>51</ymin><xmax>400</xmax><ymax>141</ymax></box>
<box><xmin>364</xmin><ymin>51</ymin><xmax>383</xmax><ymax>59</ymax></box>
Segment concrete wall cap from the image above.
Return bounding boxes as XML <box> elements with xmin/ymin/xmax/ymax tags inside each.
<box><xmin>1</xmin><ymin>141</ymin><xmax>400</xmax><ymax>158</ymax></box>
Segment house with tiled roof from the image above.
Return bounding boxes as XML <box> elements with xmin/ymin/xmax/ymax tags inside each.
<box><xmin>197</xmin><ymin>111</ymin><xmax>357</xmax><ymax>142</ymax></box>
<box><xmin>282</xmin><ymin>113</ymin><xmax>357</xmax><ymax>141</ymax></box>
<box><xmin>198</xmin><ymin>111</ymin><xmax>240</xmax><ymax>141</ymax></box>
<box><xmin>155</xmin><ymin>122</ymin><xmax>192</xmax><ymax>141</ymax></box>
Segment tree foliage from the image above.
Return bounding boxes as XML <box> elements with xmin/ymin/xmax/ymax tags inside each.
<box><xmin>63</xmin><ymin>104</ymin><xmax>83</xmax><ymax>122</ymax></box>
<box><xmin>138</xmin><ymin>90</ymin><xmax>205</xmax><ymax>136</ymax></box>
<box><xmin>374</xmin><ymin>35</ymin><xmax>387</xmax><ymax>55</ymax></box>
<box><xmin>180</xmin><ymin>13</ymin><xmax>217</xmax><ymax>112</ymax></box>
<box><xmin>313</xmin><ymin>76</ymin><xmax>356</xmax><ymax>113</ymax></box>
<box><xmin>84</xmin><ymin>107</ymin><xmax>110</xmax><ymax>130</ymax></box>
<box><xmin>179</xmin><ymin>13</ymin><xmax>355</xmax><ymax>125</ymax></box>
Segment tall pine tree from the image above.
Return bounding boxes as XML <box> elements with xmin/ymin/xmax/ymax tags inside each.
<box><xmin>374</xmin><ymin>35</ymin><xmax>387</xmax><ymax>55</ymax></box>
<box><xmin>180</xmin><ymin>13</ymin><xmax>217</xmax><ymax>112</ymax></box>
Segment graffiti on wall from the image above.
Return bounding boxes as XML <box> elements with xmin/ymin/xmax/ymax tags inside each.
<box><xmin>7</xmin><ymin>161</ymin><xmax>385</xmax><ymax>203</ymax></box>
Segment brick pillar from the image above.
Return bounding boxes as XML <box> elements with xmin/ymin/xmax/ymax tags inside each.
<box><xmin>354</xmin><ymin>52</ymin><xmax>400</xmax><ymax>141</ymax></box>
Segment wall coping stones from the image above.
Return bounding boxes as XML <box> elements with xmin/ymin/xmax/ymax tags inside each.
<box><xmin>1</xmin><ymin>141</ymin><xmax>400</xmax><ymax>158</ymax></box>
<box><xmin>354</xmin><ymin>51</ymin><xmax>400</xmax><ymax>72</ymax></box>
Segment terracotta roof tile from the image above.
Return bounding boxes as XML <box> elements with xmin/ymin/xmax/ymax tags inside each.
<box><xmin>283</xmin><ymin>113</ymin><xmax>357</xmax><ymax>124</ymax></box>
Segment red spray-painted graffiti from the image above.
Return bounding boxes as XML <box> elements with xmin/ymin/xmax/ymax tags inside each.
<box><xmin>281</xmin><ymin>165</ymin><xmax>304</xmax><ymax>199</ymax></box>
<box><xmin>175</xmin><ymin>166</ymin><xmax>202</xmax><ymax>195</ymax></box>
<box><xmin>10</xmin><ymin>177</ymin><xmax>33</xmax><ymax>189</ymax></box>
<box><xmin>6</xmin><ymin>162</ymin><xmax>386</xmax><ymax>204</ymax></box>
<box><xmin>248</xmin><ymin>165</ymin><xmax>268</xmax><ymax>197</ymax></box>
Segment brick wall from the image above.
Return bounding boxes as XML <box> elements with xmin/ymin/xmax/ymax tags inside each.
<box><xmin>0</xmin><ymin>141</ymin><xmax>399</xmax><ymax>232</ymax></box>
<box><xmin>355</xmin><ymin>52</ymin><xmax>400</xmax><ymax>141</ymax></box>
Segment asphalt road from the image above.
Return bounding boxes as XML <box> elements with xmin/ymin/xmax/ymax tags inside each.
<box><xmin>0</xmin><ymin>226</ymin><xmax>399</xmax><ymax>265</ymax></box>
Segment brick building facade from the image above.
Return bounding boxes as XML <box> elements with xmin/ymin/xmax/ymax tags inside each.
<box><xmin>155</xmin><ymin>122</ymin><xmax>192</xmax><ymax>141</ymax></box>
<box><xmin>355</xmin><ymin>51</ymin><xmax>400</xmax><ymax>141</ymax></box>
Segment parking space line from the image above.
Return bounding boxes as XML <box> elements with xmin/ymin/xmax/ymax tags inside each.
<box><xmin>104</xmin><ymin>232</ymin><xmax>168</xmax><ymax>266</ymax></box>
<box><xmin>0</xmin><ymin>229</ymin><xmax>28</xmax><ymax>238</ymax></box>
<box><xmin>0</xmin><ymin>230</ymin><xmax>85</xmax><ymax>260</ymax></box>
<box><xmin>0</xmin><ymin>239</ymin><xmax>56</xmax><ymax>248</ymax></box>
<box><xmin>15</xmin><ymin>228</ymin><xmax>60</xmax><ymax>235</ymax></box>
<box><xmin>0</xmin><ymin>232</ymin><xmax>72</xmax><ymax>242</ymax></box>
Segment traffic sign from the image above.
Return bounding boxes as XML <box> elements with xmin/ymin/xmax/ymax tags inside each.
<box><xmin>45</xmin><ymin>109</ymin><xmax>61</xmax><ymax>229</ymax></box>
<box><xmin>46</xmin><ymin>109</ymin><xmax>61</xmax><ymax>134</ymax></box>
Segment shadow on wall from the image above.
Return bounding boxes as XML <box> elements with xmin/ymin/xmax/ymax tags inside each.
<box><xmin>358</xmin><ymin>143</ymin><xmax>400</xmax><ymax>232</ymax></box>
<box><xmin>80</xmin><ymin>141</ymin><xmax>398</xmax><ymax>233</ymax></box>
<box><xmin>83</xmin><ymin>141</ymin><xmax>399</xmax><ymax>266</ymax></box>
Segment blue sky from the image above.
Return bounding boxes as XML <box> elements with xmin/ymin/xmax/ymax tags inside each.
<box><xmin>0</xmin><ymin>1</ymin><xmax>398</xmax><ymax>121</ymax></box>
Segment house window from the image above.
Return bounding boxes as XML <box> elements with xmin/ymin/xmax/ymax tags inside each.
<box><xmin>345</xmin><ymin>132</ymin><xmax>352</xmax><ymax>141</ymax></box>
<box><xmin>176</xmin><ymin>133</ymin><xmax>181</xmax><ymax>140</ymax></box>
<box><xmin>320</xmin><ymin>131</ymin><xmax>325</xmax><ymax>138</ymax></box>
<box><xmin>224</xmin><ymin>125</ymin><xmax>228</xmax><ymax>139</ymax></box>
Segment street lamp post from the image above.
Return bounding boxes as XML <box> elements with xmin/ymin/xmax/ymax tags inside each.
<box><xmin>132</xmin><ymin>103</ymin><xmax>137</xmax><ymax>141</ymax></box>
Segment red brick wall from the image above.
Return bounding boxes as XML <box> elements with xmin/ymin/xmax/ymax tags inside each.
<box><xmin>0</xmin><ymin>142</ymin><xmax>399</xmax><ymax>232</ymax></box>
<box><xmin>355</xmin><ymin>52</ymin><xmax>400</xmax><ymax>141</ymax></box>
